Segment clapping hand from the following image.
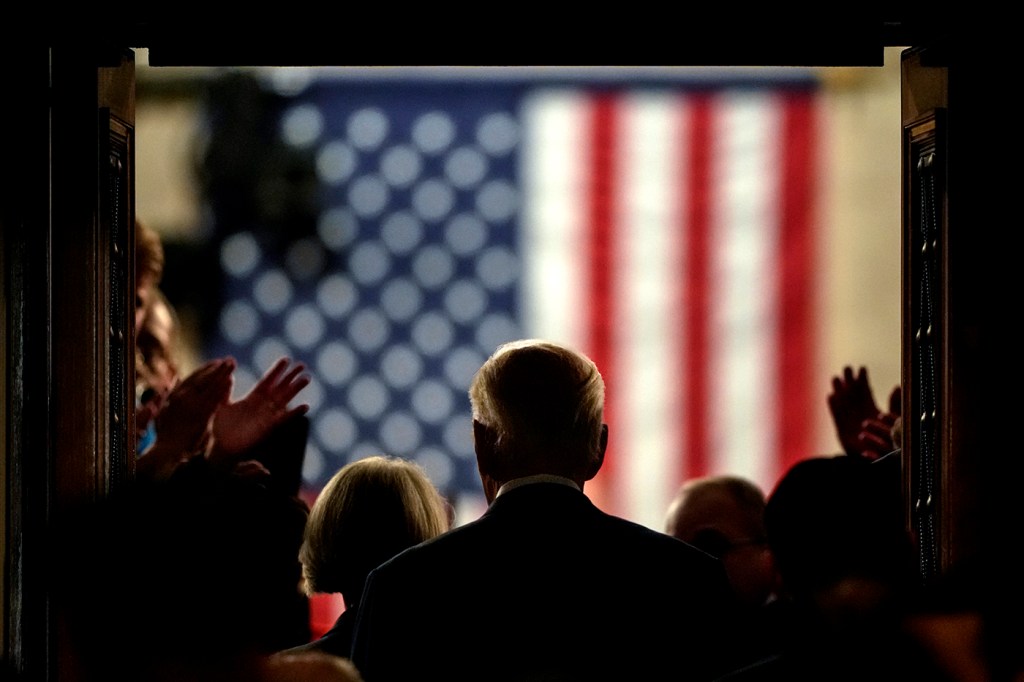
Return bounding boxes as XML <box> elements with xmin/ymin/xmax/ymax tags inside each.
<box><xmin>137</xmin><ymin>358</ymin><xmax>236</xmax><ymax>481</ymax></box>
<box><xmin>209</xmin><ymin>357</ymin><xmax>311</xmax><ymax>464</ymax></box>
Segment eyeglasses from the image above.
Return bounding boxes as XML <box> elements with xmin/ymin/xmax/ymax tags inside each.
<box><xmin>690</xmin><ymin>529</ymin><xmax>767</xmax><ymax>559</ymax></box>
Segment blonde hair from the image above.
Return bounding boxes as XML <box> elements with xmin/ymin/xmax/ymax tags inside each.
<box><xmin>135</xmin><ymin>217</ymin><xmax>165</xmax><ymax>289</ymax></box>
<box><xmin>299</xmin><ymin>455</ymin><xmax>450</xmax><ymax>606</ymax></box>
<box><xmin>469</xmin><ymin>339</ymin><xmax>605</xmax><ymax>480</ymax></box>
<box><xmin>136</xmin><ymin>287</ymin><xmax>181</xmax><ymax>391</ymax></box>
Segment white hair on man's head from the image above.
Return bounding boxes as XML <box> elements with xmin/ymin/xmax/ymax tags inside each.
<box><xmin>469</xmin><ymin>339</ymin><xmax>605</xmax><ymax>480</ymax></box>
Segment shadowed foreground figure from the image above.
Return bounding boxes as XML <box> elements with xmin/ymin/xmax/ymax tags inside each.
<box><xmin>54</xmin><ymin>461</ymin><xmax>315</xmax><ymax>681</ymax></box>
<box><xmin>719</xmin><ymin>454</ymin><xmax>934</xmax><ymax>681</ymax></box>
<box><xmin>351</xmin><ymin>339</ymin><xmax>738</xmax><ymax>682</ymax></box>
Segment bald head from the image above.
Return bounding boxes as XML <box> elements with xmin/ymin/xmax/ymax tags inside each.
<box><xmin>666</xmin><ymin>476</ymin><xmax>766</xmax><ymax>545</ymax></box>
<box><xmin>665</xmin><ymin>475</ymin><xmax>776</xmax><ymax>608</ymax></box>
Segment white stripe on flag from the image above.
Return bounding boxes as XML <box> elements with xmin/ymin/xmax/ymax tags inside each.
<box><xmin>615</xmin><ymin>93</ymin><xmax>687</xmax><ymax>528</ymax></box>
<box><xmin>520</xmin><ymin>90</ymin><xmax>588</xmax><ymax>346</ymax></box>
<box><xmin>521</xmin><ymin>87</ymin><xmax>809</xmax><ymax>530</ymax></box>
<box><xmin>708</xmin><ymin>92</ymin><xmax>781</xmax><ymax>488</ymax></box>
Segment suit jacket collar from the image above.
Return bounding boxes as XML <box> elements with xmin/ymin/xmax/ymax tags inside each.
<box><xmin>484</xmin><ymin>479</ymin><xmax>596</xmax><ymax>523</ymax></box>
<box><xmin>495</xmin><ymin>474</ymin><xmax>580</xmax><ymax>498</ymax></box>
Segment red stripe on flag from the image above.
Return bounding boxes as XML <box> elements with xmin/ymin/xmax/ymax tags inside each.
<box><xmin>684</xmin><ymin>95</ymin><xmax>714</xmax><ymax>480</ymax></box>
<box><xmin>776</xmin><ymin>91</ymin><xmax>818</xmax><ymax>485</ymax></box>
<box><xmin>587</xmin><ymin>94</ymin><xmax>618</xmax><ymax>511</ymax></box>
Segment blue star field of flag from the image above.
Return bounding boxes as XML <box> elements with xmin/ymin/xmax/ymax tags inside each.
<box><xmin>204</xmin><ymin>77</ymin><xmax>529</xmax><ymax>510</ymax></box>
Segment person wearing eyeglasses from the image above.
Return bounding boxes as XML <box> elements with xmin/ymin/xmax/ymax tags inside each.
<box><xmin>665</xmin><ymin>475</ymin><xmax>785</xmax><ymax>672</ymax></box>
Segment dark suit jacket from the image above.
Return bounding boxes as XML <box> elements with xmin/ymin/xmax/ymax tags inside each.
<box><xmin>351</xmin><ymin>481</ymin><xmax>738</xmax><ymax>682</ymax></box>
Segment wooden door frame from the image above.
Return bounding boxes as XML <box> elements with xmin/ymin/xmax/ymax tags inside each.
<box><xmin>3</xmin><ymin>45</ymin><xmax>136</xmax><ymax>681</ymax></box>
<box><xmin>8</xmin><ymin>23</ymin><xmax>991</xmax><ymax>681</ymax></box>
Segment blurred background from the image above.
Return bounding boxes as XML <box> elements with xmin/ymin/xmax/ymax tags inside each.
<box><xmin>135</xmin><ymin>49</ymin><xmax>905</xmax><ymax>533</ymax></box>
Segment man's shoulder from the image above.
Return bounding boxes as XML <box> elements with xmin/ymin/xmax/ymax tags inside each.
<box><xmin>585</xmin><ymin>504</ymin><xmax>683</xmax><ymax>541</ymax></box>
<box><xmin>568</xmin><ymin>512</ymin><xmax>726</xmax><ymax>593</ymax></box>
<box><xmin>372</xmin><ymin>515</ymin><xmax>486</xmax><ymax>572</ymax></box>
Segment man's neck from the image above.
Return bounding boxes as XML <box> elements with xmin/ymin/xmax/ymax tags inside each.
<box><xmin>495</xmin><ymin>474</ymin><xmax>581</xmax><ymax>499</ymax></box>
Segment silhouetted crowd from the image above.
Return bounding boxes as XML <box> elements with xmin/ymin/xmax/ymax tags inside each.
<box><xmin>32</xmin><ymin>221</ymin><xmax>1022</xmax><ymax>681</ymax></box>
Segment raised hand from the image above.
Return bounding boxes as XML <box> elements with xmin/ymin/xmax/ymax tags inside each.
<box><xmin>827</xmin><ymin>365</ymin><xmax>882</xmax><ymax>458</ymax></box>
<box><xmin>209</xmin><ymin>357</ymin><xmax>311</xmax><ymax>462</ymax></box>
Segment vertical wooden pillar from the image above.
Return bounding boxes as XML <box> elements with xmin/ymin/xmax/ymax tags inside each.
<box><xmin>3</xmin><ymin>45</ymin><xmax>135</xmax><ymax>681</ymax></box>
<box><xmin>902</xmin><ymin>44</ymin><xmax>992</xmax><ymax>585</ymax></box>
<box><xmin>902</xmin><ymin>45</ymin><xmax>952</xmax><ymax>582</ymax></box>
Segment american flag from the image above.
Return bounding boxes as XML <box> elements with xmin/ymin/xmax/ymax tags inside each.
<box><xmin>203</xmin><ymin>68</ymin><xmax>820</xmax><ymax>531</ymax></box>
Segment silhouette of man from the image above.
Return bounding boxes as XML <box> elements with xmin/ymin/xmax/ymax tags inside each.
<box><xmin>351</xmin><ymin>339</ymin><xmax>737</xmax><ymax>682</ymax></box>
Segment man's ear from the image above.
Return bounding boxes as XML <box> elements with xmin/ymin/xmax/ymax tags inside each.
<box><xmin>473</xmin><ymin>419</ymin><xmax>496</xmax><ymax>465</ymax></box>
<box><xmin>582</xmin><ymin>424</ymin><xmax>608</xmax><ymax>481</ymax></box>
<box><xmin>473</xmin><ymin>420</ymin><xmax>503</xmax><ymax>502</ymax></box>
